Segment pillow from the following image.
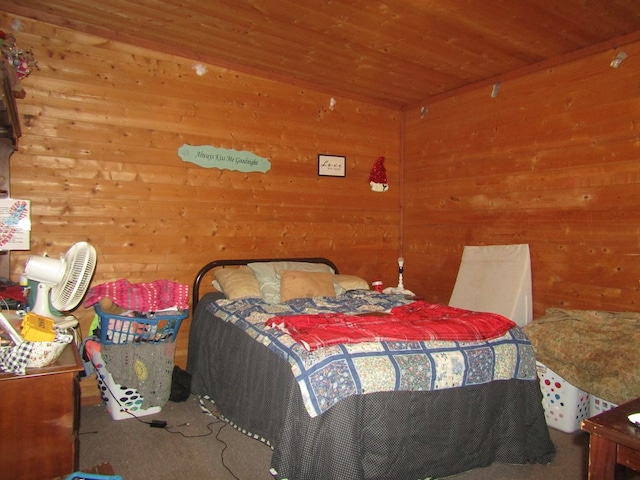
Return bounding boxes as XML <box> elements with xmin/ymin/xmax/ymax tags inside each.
<box><xmin>213</xmin><ymin>266</ymin><xmax>261</xmax><ymax>299</ymax></box>
<box><xmin>280</xmin><ymin>270</ymin><xmax>336</xmax><ymax>302</ymax></box>
<box><xmin>335</xmin><ymin>274</ymin><xmax>369</xmax><ymax>291</ymax></box>
<box><xmin>248</xmin><ymin>261</ymin><xmax>335</xmax><ymax>303</ymax></box>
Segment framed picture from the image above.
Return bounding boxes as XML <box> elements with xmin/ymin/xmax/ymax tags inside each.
<box><xmin>318</xmin><ymin>154</ymin><xmax>346</xmax><ymax>177</ymax></box>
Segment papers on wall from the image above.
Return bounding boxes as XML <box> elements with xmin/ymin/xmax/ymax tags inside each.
<box><xmin>0</xmin><ymin>199</ymin><xmax>30</xmax><ymax>250</ymax></box>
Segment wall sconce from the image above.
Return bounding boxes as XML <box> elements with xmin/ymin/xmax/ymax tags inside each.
<box><xmin>610</xmin><ymin>52</ymin><xmax>628</xmax><ymax>69</ymax></box>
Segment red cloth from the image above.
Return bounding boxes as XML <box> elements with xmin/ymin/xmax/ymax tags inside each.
<box><xmin>83</xmin><ymin>279</ymin><xmax>189</xmax><ymax>311</ymax></box>
<box><xmin>266</xmin><ymin>301</ymin><xmax>516</xmax><ymax>351</ymax></box>
<box><xmin>0</xmin><ymin>285</ymin><xmax>27</xmax><ymax>304</ymax></box>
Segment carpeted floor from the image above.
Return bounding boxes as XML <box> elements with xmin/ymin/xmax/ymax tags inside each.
<box><xmin>77</xmin><ymin>395</ymin><xmax>635</xmax><ymax>480</ymax></box>
<box><xmin>79</xmin><ymin>396</ymin><xmax>274</xmax><ymax>480</ymax></box>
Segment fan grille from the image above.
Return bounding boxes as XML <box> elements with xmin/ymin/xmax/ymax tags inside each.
<box><xmin>50</xmin><ymin>242</ymin><xmax>97</xmax><ymax>311</ymax></box>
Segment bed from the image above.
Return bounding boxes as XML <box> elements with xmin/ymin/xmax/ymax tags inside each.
<box><xmin>187</xmin><ymin>257</ymin><xmax>555</xmax><ymax>480</ymax></box>
<box><xmin>524</xmin><ymin>307</ymin><xmax>640</xmax><ymax>406</ymax></box>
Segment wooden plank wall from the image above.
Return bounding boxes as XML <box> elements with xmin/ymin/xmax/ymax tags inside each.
<box><xmin>403</xmin><ymin>39</ymin><xmax>640</xmax><ymax>315</ymax></box>
<box><xmin>0</xmin><ymin>12</ymin><xmax>402</xmax><ymax>402</ymax></box>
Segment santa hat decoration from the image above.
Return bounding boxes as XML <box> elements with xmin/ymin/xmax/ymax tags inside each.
<box><xmin>369</xmin><ymin>156</ymin><xmax>388</xmax><ymax>192</ymax></box>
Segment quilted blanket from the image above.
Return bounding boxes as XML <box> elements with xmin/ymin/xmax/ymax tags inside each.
<box><xmin>524</xmin><ymin>308</ymin><xmax>640</xmax><ymax>405</ymax></box>
<box><xmin>208</xmin><ymin>290</ymin><xmax>536</xmax><ymax>417</ymax></box>
<box><xmin>266</xmin><ymin>301</ymin><xmax>516</xmax><ymax>351</ymax></box>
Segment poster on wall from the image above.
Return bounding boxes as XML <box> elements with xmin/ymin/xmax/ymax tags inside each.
<box><xmin>318</xmin><ymin>154</ymin><xmax>346</xmax><ymax>177</ymax></box>
<box><xmin>0</xmin><ymin>199</ymin><xmax>30</xmax><ymax>250</ymax></box>
<box><xmin>178</xmin><ymin>144</ymin><xmax>271</xmax><ymax>173</ymax></box>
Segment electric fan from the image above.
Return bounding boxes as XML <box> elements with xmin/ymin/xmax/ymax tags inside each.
<box><xmin>24</xmin><ymin>241</ymin><xmax>97</xmax><ymax>323</ymax></box>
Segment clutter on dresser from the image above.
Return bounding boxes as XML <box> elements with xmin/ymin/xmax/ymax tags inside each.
<box><xmin>0</xmin><ymin>241</ymin><xmax>97</xmax><ymax>374</ymax></box>
<box><xmin>0</xmin><ymin>310</ymin><xmax>73</xmax><ymax>374</ymax></box>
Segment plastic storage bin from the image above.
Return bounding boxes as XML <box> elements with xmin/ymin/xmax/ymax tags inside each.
<box><xmin>65</xmin><ymin>474</ymin><xmax>123</xmax><ymax>480</ymax></box>
<box><xmin>590</xmin><ymin>395</ymin><xmax>618</xmax><ymax>416</ymax></box>
<box><xmin>95</xmin><ymin>304</ymin><xmax>187</xmax><ymax>345</ymax></box>
<box><xmin>85</xmin><ymin>340</ymin><xmax>162</xmax><ymax>421</ymax></box>
<box><xmin>536</xmin><ymin>361</ymin><xmax>590</xmax><ymax>433</ymax></box>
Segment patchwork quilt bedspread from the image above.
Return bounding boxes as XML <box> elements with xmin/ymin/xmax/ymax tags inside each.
<box><xmin>207</xmin><ymin>290</ymin><xmax>537</xmax><ymax>417</ymax></box>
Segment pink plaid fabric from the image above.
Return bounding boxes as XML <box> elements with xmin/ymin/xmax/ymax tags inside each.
<box><xmin>83</xmin><ymin>279</ymin><xmax>189</xmax><ymax>311</ymax></box>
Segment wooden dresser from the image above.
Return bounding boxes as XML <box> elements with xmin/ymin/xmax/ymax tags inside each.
<box><xmin>0</xmin><ymin>340</ymin><xmax>83</xmax><ymax>479</ymax></box>
<box><xmin>582</xmin><ymin>397</ymin><xmax>640</xmax><ymax>480</ymax></box>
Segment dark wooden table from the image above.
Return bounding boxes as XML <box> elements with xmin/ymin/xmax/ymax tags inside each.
<box><xmin>581</xmin><ymin>397</ymin><xmax>640</xmax><ymax>480</ymax></box>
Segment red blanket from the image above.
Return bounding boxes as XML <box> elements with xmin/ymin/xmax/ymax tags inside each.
<box><xmin>265</xmin><ymin>301</ymin><xmax>516</xmax><ymax>351</ymax></box>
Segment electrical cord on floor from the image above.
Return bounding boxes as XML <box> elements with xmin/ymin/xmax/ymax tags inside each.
<box><xmin>85</xmin><ymin>378</ymin><xmax>243</xmax><ymax>479</ymax></box>
<box><xmin>120</xmin><ymin>407</ymin><xmax>241</xmax><ymax>480</ymax></box>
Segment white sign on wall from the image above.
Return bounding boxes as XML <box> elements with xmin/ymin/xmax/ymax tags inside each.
<box><xmin>0</xmin><ymin>199</ymin><xmax>30</xmax><ymax>250</ymax></box>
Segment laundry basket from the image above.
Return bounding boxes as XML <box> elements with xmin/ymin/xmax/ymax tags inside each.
<box><xmin>94</xmin><ymin>305</ymin><xmax>187</xmax><ymax>345</ymax></box>
<box><xmin>536</xmin><ymin>361</ymin><xmax>590</xmax><ymax>433</ymax></box>
<box><xmin>85</xmin><ymin>340</ymin><xmax>162</xmax><ymax>421</ymax></box>
<box><xmin>65</xmin><ymin>474</ymin><xmax>123</xmax><ymax>480</ymax></box>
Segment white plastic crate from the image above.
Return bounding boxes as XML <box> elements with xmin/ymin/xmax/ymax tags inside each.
<box><xmin>536</xmin><ymin>361</ymin><xmax>590</xmax><ymax>433</ymax></box>
<box><xmin>86</xmin><ymin>340</ymin><xmax>162</xmax><ymax>421</ymax></box>
<box><xmin>590</xmin><ymin>395</ymin><xmax>618</xmax><ymax>417</ymax></box>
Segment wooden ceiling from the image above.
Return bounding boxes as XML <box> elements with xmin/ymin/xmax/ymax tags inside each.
<box><xmin>4</xmin><ymin>0</ymin><xmax>640</xmax><ymax>107</ymax></box>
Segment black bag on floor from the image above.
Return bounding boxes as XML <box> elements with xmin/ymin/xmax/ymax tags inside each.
<box><xmin>169</xmin><ymin>365</ymin><xmax>192</xmax><ymax>402</ymax></box>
